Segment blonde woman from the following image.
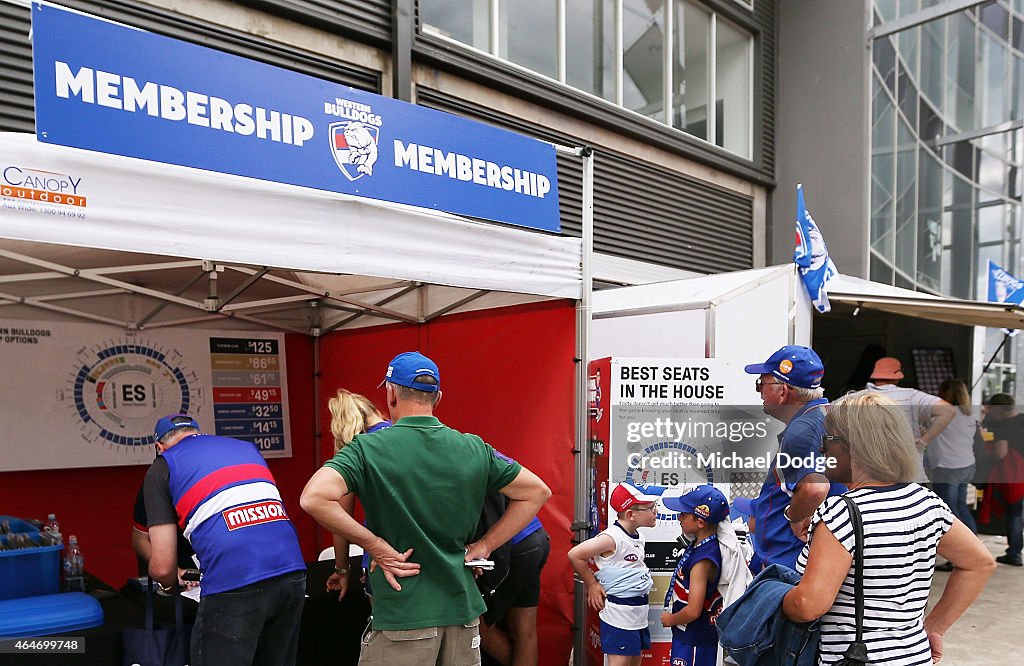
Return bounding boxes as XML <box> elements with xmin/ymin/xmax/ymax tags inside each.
<box><xmin>783</xmin><ymin>392</ymin><xmax>994</xmax><ymax>664</ymax></box>
<box><xmin>325</xmin><ymin>389</ymin><xmax>390</xmax><ymax>600</ymax></box>
<box><xmin>929</xmin><ymin>379</ymin><xmax>979</xmax><ymax>534</ymax></box>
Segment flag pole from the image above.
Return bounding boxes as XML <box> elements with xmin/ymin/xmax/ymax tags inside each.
<box><xmin>972</xmin><ymin>331</ymin><xmax>1011</xmax><ymax>391</ymax></box>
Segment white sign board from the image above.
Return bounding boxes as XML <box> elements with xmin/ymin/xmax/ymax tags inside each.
<box><xmin>0</xmin><ymin>320</ymin><xmax>291</xmax><ymax>471</ymax></box>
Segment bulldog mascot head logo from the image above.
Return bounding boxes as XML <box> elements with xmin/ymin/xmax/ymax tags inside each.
<box><xmin>329</xmin><ymin>121</ymin><xmax>379</xmax><ymax>181</ymax></box>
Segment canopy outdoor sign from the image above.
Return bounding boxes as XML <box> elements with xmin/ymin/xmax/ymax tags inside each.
<box><xmin>30</xmin><ymin>3</ymin><xmax>560</xmax><ymax>233</ymax></box>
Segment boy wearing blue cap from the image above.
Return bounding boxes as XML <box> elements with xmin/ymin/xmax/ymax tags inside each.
<box><xmin>661</xmin><ymin>485</ymin><xmax>730</xmax><ymax>666</ymax></box>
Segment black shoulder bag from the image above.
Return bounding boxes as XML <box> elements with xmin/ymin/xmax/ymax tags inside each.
<box><xmin>834</xmin><ymin>495</ymin><xmax>870</xmax><ymax>665</ymax></box>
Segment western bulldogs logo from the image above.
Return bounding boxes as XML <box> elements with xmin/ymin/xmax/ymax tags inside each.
<box><xmin>329</xmin><ymin>121</ymin><xmax>379</xmax><ymax>181</ymax></box>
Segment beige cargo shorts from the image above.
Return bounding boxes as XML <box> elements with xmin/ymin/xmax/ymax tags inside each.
<box><xmin>358</xmin><ymin>617</ymin><xmax>481</xmax><ymax>665</ymax></box>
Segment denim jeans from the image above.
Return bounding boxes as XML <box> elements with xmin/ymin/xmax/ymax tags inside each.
<box><xmin>1007</xmin><ymin>499</ymin><xmax>1023</xmax><ymax>562</ymax></box>
<box><xmin>931</xmin><ymin>464</ymin><xmax>977</xmax><ymax>533</ymax></box>
<box><xmin>192</xmin><ymin>570</ymin><xmax>306</xmax><ymax>666</ymax></box>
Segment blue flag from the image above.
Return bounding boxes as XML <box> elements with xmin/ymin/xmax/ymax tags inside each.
<box><xmin>987</xmin><ymin>259</ymin><xmax>1024</xmax><ymax>305</ymax></box>
<box><xmin>794</xmin><ymin>184</ymin><xmax>838</xmax><ymax>313</ymax></box>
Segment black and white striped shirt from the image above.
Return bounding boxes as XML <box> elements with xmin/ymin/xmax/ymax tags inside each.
<box><xmin>796</xmin><ymin>483</ymin><xmax>954</xmax><ymax>665</ymax></box>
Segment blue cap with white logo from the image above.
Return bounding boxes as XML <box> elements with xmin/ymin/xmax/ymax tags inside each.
<box><xmin>382</xmin><ymin>351</ymin><xmax>441</xmax><ymax>392</ymax></box>
<box><xmin>153</xmin><ymin>414</ymin><xmax>200</xmax><ymax>442</ymax></box>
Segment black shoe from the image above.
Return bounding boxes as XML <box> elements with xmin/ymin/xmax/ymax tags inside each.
<box><xmin>935</xmin><ymin>561</ymin><xmax>954</xmax><ymax>572</ymax></box>
<box><xmin>996</xmin><ymin>555</ymin><xmax>1023</xmax><ymax>566</ymax></box>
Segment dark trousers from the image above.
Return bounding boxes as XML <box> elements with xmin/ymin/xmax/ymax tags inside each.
<box><xmin>931</xmin><ymin>464</ymin><xmax>977</xmax><ymax>533</ymax></box>
<box><xmin>192</xmin><ymin>570</ymin><xmax>306</xmax><ymax>666</ymax></box>
<box><xmin>1007</xmin><ymin>499</ymin><xmax>1023</xmax><ymax>562</ymax></box>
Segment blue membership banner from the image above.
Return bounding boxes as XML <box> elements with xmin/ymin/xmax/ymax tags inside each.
<box><xmin>31</xmin><ymin>3</ymin><xmax>560</xmax><ymax>232</ymax></box>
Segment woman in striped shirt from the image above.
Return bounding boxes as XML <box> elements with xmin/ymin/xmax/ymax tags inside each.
<box><xmin>782</xmin><ymin>392</ymin><xmax>995</xmax><ymax>664</ymax></box>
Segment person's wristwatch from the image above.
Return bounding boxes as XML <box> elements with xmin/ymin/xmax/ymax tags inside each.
<box><xmin>334</xmin><ymin>565</ymin><xmax>349</xmax><ymax>576</ymax></box>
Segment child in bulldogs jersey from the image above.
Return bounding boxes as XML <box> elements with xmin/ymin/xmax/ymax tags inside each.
<box><xmin>568</xmin><ymin>481</ymin><xmax>665</xmax><ymax>666</ymax></box>
<box><xmin>660</xmin><ymin>485</ymin><xmax>730</xmax><ymax>666</ymax></box>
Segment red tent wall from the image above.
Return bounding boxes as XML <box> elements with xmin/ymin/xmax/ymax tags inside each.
<box><xmin>317</xmin><ymin>299</ymin><xmax>577</xmax><ymax>663</ymax></box>
<box><xmin>0</xmin><ymin>334</ymin><xmax>318</xmax><ymax>586</ymax></box>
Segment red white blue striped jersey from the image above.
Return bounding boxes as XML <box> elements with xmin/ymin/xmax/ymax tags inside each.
<box><xmin>161</xmin><ymin>434</ymin><xmax>305</xmax><ymax>594</ymax></box>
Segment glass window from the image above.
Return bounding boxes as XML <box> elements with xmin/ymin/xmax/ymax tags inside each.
<box><xmin>672</xmin><ymin>0</ymin><xmax>710</xmax><ymax>139</ymax></box>
<box><xmin>566</xmin><ymin>0</ymin><xmax>616</xmax><ymax>101</ymax></box>
<box><xmin>917</xmin><ymin>150</ymin><xmax>943</xmax><ymax>289</ymax></box>
<box><xmin>420</xmin><ymin>0</ymin><xmax>491</xmax><ymax>52</ymax></box>
<box><xmin>920</xmin><ymin>18</ymin><xmax>944</xmax><ymax>108</ymax></box>
<box><xmin>895</xmin><ymin>120</ymin><xmax>918</xmax><ymax>276</ymax></box>
<box><xmin>499</xmin><ymin>1</ymin><xmax>558</xmax><ymax>79</ymax></box>
<box><xmin>874</xmin><ymin>36</ymin><xmax>897</xmax><ymax>95</ymax></box>
<box><xmin>623</xmin><ymin>0</ymin><xmax>666</xmax><ymax>122</ymax></box>
<box><xmin>898</xmin><ymin>0</ymin><xmax>919</xmax><ymax>20</ymax></box>
<box><xmin>980</xmin><ymin>1</ymin><xmax>1010</xmax><ymax>40</ymax></box>
<box><xmin>978</xmin><ymin>203</ymin><xmax>1006</xmax><ymax>244</ymax></box>
<box><xmin>715</xmin><ymin>14</ymin><xmax>751</xmax><ymax>157</ymax></box>
<box><xmin>980</xmin><ymin>31</ymin><xmax>1009</xmax><ymax>127</ymax></box>
<box><xmin>946</xmin><ymin>12</ymin><xmax>976</xmax><ymax>132</ymax></box>
<box><xmin>871</xmin><ymin>252</ymin><xmax>895</xmax><ymax>284</ymax></box>
<box><xmin>872</xmin><ymin>77</ymin><xmax>896</xmax><ymax>261</ymax></box>
<box><xmin>897</xmin><ymin>60</ymin><xmax>918</xmax><ymax>129</ymax></box>
<box><xmin>421</xmin><ymin>0</ymin><xmax>753</xmax><ymax>159</ymax></box>
<box><xmin>875</xmin><ymin>0</ymin><xmax>898</xmax><ymax>23</ymax></box>
<box><xmin>1012</xmin><ymin>56</ymin><xmax>1022</xmax><ymax>122</ymax></box>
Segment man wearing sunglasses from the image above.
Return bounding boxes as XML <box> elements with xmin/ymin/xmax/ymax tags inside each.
<box><xmin>744</xmin><ymin>345</ymin><xmax>841</xmax><ymax>570</ymax></box>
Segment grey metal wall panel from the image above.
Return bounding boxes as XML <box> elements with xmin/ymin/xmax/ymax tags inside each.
<box><xmin>236</xmin><ymin>1</ymin><xmax>392</xmax><ymax>44</ymax></box>
<box><xmin>753</xmin><ymin>0</ymin><xmax>777</xmax><ymax>174</ymax></box>
<box><xmin>417</xmin><ymin>88</ymin><xmax>753</xmax><ymax>273</ymax></box>
<box><xmin>0</xmin><ymin>3</ymin><xmax>34</xmax><ymax>133</ymax></box>
<box><xmin>0</xmin><ymin>0</ymin><xmax>381</xmax><ymax>133</ymax></box>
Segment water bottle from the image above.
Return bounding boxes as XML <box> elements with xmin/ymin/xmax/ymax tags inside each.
<box><xmin>63</xmin><ymin>535</ymin><xmax>86</xmax><ymax>592</ymax></box>
<box><xmin>43</xmin><ymin>513</ymin><xmax>62</xmax><ymax>546</ymax></box>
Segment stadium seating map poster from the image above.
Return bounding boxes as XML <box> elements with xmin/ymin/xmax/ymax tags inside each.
<box><xmin>0</xmin><ymin>320</ymin><xmax>291</xmax><ymax>471</ymax></box>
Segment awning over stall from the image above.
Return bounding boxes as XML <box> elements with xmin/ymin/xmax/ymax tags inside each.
<box><xmin>829</xmin><ymin>274</ymin><xmax>1024</xmax><ymax>330</ymax></box>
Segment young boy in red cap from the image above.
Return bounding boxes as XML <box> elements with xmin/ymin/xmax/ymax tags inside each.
<box><xmin>568</xmin><ymin>481</ymin><xmax>665</xmax><ymax>666</ymax></box>
<box><xmin>660</xmin><ymin>485</ymin><xmax>731</xmax><ymax>666</ymax></box>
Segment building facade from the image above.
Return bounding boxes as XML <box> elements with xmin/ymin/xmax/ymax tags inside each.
<box><xmin>776</xmin><ymin>0</ymin><xmax>1023</xmax><ymax>396</ymax></box>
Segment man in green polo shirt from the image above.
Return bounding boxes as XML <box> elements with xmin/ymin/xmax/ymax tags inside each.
<box><xmin>300</xmin><ymin>351</ymin><xmax>551</xmax><ymax>665</ymax></box>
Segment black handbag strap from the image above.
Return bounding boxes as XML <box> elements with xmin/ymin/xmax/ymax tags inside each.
<box><xmin>144</xmin><ymin>578</ymin><xmax>184</xmax><ymax>633</ymax></box>
<box><xmin>839</xmin><ymin>494</ymin><xmax>870</xmax><ymax>663</ymax></box>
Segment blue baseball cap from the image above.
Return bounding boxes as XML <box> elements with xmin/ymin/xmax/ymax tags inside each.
<box><xmin>154</xmin><ymin>414</ymin><xmax>200</xmax><ymax>442</ymax></box>
<box><xmin>744</xmin><ymin>345</ymin><xmax>824</xmax><ymax>389</ymax></box>
<box><xmin>662</xmin><ymin>485</ymin><xmax>730</xmax><ymax>524</ymax></box>
<box><xmin>382</xmin><ymin>351</ymin><xmax>441</xmax><ymax>392</ymax></box>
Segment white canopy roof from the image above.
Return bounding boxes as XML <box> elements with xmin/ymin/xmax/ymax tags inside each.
<box><xmin>594</xmin><ymin>264</ymin><xmax>1024</xmax><ymax>330</ymax></box>
<box><xmin>0</xmin><ymin>133</ymin><xmax>582</xmax><ymax>333</ymax></box>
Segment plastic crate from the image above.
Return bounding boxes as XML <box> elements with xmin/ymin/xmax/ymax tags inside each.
<box><xmin>0</xmin><ymin>593</ymin><xmax>103</xmax><ymax>638</ymax></box>
<box><xmin>0</xmin><ymin>516</ymin><xmax>62</xmax><ymax>601</ymax></box>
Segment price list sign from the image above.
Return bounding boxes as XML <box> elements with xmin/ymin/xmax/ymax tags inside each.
<box><xmin>209</xmin><ymin>337</ymin><xmax>291</xmax><ymax>457</ymax></box>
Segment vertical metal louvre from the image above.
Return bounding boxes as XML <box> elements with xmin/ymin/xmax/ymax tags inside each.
<box><xmin>752</xmin><ymin>0</ymin><xmax>776</xmax><ymax>173</ymax></box>
<box><xmin>416</xmin><ymin>88</ymin><xmax>754</xmax><ymax>273</ymax></box>
<box><xmin>0</xmin><ymin>2</ymin><xmax>33</xmax><ymax>133</ymax></box>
